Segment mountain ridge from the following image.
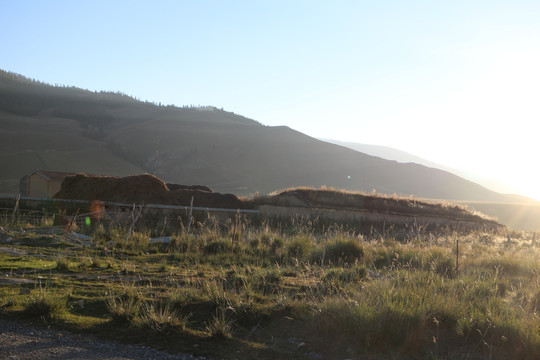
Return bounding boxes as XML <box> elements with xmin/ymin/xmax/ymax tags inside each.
<box><xmin>1</xmin><ymin>68</ymin><xmax>537</xmax><ymax>229</ymax></box>
<box><xmin>322</xmin><ymin>138</ymin><xmax>535</xmax><ymax>204</ymax></box>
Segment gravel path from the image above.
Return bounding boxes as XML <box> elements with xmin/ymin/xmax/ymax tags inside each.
<box><xmin>0</xmin><ymin>319</ymin><xmax>208</xmax><ymax>360</ymax></box>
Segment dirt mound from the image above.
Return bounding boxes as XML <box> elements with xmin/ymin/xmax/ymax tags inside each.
<box><xmin>262</xmin><ymin>187</ymin><xmax>493</xmax><ymax>222</ymax></box>
<box><xmin>54</xmin><ymin>173</ymin><xmax>245</xmax><ymax>208</ymax></box>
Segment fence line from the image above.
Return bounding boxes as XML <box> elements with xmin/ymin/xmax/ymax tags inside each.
<box><xmin>0</xmin><ymin>195</ymin><xmax>259</xmax><ymax>214</ymax></box>
<box><xmin>0</xmin><ymin>195</ymin><xmax>501</xmax><ymax>230</ymax></box>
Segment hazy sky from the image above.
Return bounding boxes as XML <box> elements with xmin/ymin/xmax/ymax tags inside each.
<box><xmin>2</xmin><ymin>1</ymin><xmax>540</xmax><ymax>199</ymax></box>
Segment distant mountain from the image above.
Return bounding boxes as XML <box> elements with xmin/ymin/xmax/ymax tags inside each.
<box><xmin>321</xmin><ymin>139</ymin><xmax>454</xmax><ymax>172</ymax></box>
<box><xmin>323</xmin><ymin>139</ymin><xmax>535</xmax><ymax>205</ymax></box>
<box><xmin>0</xmin><ymin>69</ymin><xmax>533</xmax><ymax>214</ymax></box>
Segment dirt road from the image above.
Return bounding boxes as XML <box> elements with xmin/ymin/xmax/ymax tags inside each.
<box><xmin>0</xmin><ymin>319</ymin><xmax>207</xmax><ymax>360</ymax></box>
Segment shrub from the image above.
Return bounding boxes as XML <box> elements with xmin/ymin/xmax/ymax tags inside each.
<box><xmin>428</xmin><ymin>249</ymin><xmax>454</xmax><ymax>276</ymax></box>
<box><xmin>324</xmin><ymin>239</ymin><xmax>364</xmax><ymax>265</ymax></box>
<box><xmin>259</xmin><ymin>232</ymin><xmax>273</xmax><ymax>246</ymax></box>
<box><xmin>270</xmin><ymin>237</ymin><xmax>284</xmax><ymax>253</ymax></box>
<box><xmin>137</xmin><ymin>302</ymin><xmax>189</xmax><ymax>333</ymax></box>
<box><xmin>313</xmin><ymin>292</ymin><xmax>426</xmax><ymax>350</ymax></box>
<box><xmin>206</xmin><ymin>308</ymin><xmax>232</xmax><ymax>339</ymax></box>
<box><xmin>23</xmin><ymin>290</ymin><xmax>66</xmax><ymax>320</ymax></box>
<box><xmin>486</xmin><ymin>257</ymin><xmax>529</xmax><ymax>277</ymax></box>
<box><xmin>126</xmin><ymin>232</ymin><xmax>150</xmax><ymax>252</ymax></box>
<box><xmin>204</xmin><ymin>239</ymin><xmax>232</xmax><ymax>254</ymax></box>
<box><xmin>158</xmin><ymin>264</ymin><xmax>170</xmax><ymax>273</ymax></box>
<box><xmin>225</xmin><ymin>271</ymin><xmax>248</xmax><ymax>291</ymax></box>
<box><xmin>55</xmin><ymin>257</ymin><xmax>70</xmax><ymax>272</ymax></box>
<box><xmin>78</xmin><ymin>257</ymin><xmax>99</xmax><ymax>269</ymax></box>
<box><xmin>263</xmin><ymin>269</ymin><xmax>283</xmax><ymax>284</ymax></box>
<box><xmin>169</xmin><ymin>234</ymin><xmax>197</xmax><ymax>253</ymax></box>
<box><xmin>92</xmin><ymin>224</ymin><xmax>124</xmax><ymax>245</ymax></box>
<box><xmin>107</xmin><ymin>296</ymin><xmax>140</xmax><ymax>323</ymax></box>
<box><xmin>529</xmin><ymin>289</ymin><xmax>540</xmax><ymax>312</ymax></box>
<box><xmin>323</xmin><ymin>266</ymin><xmax>367</xmax><ymax>284</ymax></box>
<box><xmin>248</xmin><ymin>237</ymin><xmax>260</xmax><ymax>249</ymax></box>
<box><xmin>288</xmin><ymin>235</ymin><xmax>313</xmax><ymax>258</ymax></box>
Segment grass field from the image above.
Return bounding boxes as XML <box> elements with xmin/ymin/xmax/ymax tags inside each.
<box><xmin>1</xmin><ymin>211</ymin><xmax>539</xmax><ymax>359</ymax></box>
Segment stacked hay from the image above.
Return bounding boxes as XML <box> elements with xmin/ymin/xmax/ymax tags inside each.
<box><xmin>171</xmin><ymin>189</ymin><xmax>244</xmax><ymax>209</ymax></box>
<box><xmin>54</xmin><ymin>174</ymin><xmax>172</xmax><ymax>204</ymax></box>
<box><xmin>54</xmin><ymin>173</ymin><xmax>245</xmax><ymax>208</ymax></box>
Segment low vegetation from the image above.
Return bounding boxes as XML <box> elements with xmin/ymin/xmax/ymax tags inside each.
<box><xmin>0</xmin><ymin>209</ymin><xmax>539</xmax><ymax>359</ymax></box>
<box><xmin>256</xmin><ymin>186</ymin><xmax>496</xmax><ymax>221</ymax></box>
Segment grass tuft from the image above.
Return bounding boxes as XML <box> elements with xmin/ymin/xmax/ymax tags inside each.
<box><xmin>107</xmin><ymin>295</ymin><xmax>140</xmax><ymax>324</ymax></box>
<box><xmin>205</xmin><ymin>308</ymin><xmax>232</xmax><ymax>339</ymax></box>
<box><xmin>23</xmin><ymin>288</ymin><xmax>67</xmax><ymax>321</ymax></box>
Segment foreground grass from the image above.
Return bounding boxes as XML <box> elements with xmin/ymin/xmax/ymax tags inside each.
<box><xmin>0</xmin><ymin>220</ymin><xmax>539</xmax><ymax>359</ymax></box>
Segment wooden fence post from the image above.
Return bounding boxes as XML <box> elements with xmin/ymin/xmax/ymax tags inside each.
<box><xmin>126</xmin><ymin>203</ymin><xmax>144</xmax><ymax>242</ymax></box>
<box><xmin>66</xmin><ymin>208</ymin><xmax>80</xmax><ymax>232</ymax></box>
<box><xmin>455</xmin><ymin>238</ymin><xmax>459</xmax><ymax>277</ymax></box>
<box><xmin>10</xmin><ymin>194</ymin><xmax>21</xmax><ymax>227</ymax></box>
<box><xmin>321</xmin><ymin>233</ymin><xmax>329</xmax><ymax>266</ymax></box>
<box><xmin>185</xmin><ymin>197</ymin><xmax>194</xmax><ymax>235</ymax></box>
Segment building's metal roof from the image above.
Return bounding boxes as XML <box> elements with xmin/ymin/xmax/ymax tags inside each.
<box><xmin>26</xmin><ymin>169</ymin><xmax>76</xmax><ymax>181</ymax></box>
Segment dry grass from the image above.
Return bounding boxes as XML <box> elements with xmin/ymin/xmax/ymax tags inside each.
<box><xmin>1</xmin><ymin>211</ymin><xmax>539</xmax><ymax>359</ymax></box>
<box><xmin>255</xmin><ymin>186</ymin><xmax>495</xmax><ymax>221</ymax></box>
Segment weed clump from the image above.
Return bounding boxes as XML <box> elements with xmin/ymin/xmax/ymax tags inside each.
<box><xmin>270</xmin><ymin>237</ymin><xmax>284</xmax><ymax>253</ymax></box>
<box><xmin>169</xmin><ymin>234</ymin><xmax>198</xmax><ymax>253</ymax></box>
<box><xmin>323</xmin><ymin>266</ymin><xmax>367</xmax><ymax>283</ymax></box>
<box><xmin>288</xmin><ymin>235</ymin><xmax>313</xmax><ymax>258</ymax></box>
<box><xmin>107</xmin><ymin>296</ymin><xmax>141</xmax><ymax>323</ymax></box>
<box><xmin>137</xmin><ymin>302</ymin><xmax>189</xmax><ymax>333</ymax></box>
<box><xmin>324</xmin><ymin>239</ymin><xmax>364</xmax><ymax>265</ymax></box>
<box><xmin>206</xmin><ymin>308</ymin><xmax>232</xmax><ymax>339</ymax></box>
<box><xmin>23</xmin><ymin>289</ymin><xmax>67</xmax><ymax>321</ymax></box>
<box><xmin>55</xmin><ymin>257</ymin><xmax>70</xmax><ymax>272</ymax></box>
<box><xmin>204</xmin><ymin>239</ymin><xmax>232</xmax><ymax>254</ymax></box>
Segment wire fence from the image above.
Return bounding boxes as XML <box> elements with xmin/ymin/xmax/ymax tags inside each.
<box><xmin>0</xmin><ymin>195</ymin><xmax>504</xmax><ymax>239</ymax></box>
<box><xmin>0</xmin><ymin>195</ymin><xmax>259</xmax><ymax>236</ymax></box>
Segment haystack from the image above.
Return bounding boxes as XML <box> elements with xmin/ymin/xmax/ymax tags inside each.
<box><xmin>54</xmin><ymin>173</ymin><xmax>171</xmax><ymax>204</ymax></box>
<box><xmin>54</xmin><ymin>173</ymin><xmax>245</xmax><ymax>208</ymax></box>
<box><xmin>171</xmin><ymin>189</ymin><xmax>243</xmax><ymax>209</ymax></box>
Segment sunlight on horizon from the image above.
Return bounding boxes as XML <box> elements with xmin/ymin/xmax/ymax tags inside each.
<box><xmin>297</xmin><ymin>35</ymin><xmax>540</xmax><ymax>202</ymax></box>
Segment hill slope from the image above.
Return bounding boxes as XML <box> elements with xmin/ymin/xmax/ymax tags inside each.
<box><xmin>323</xmin><ymin>138</ymin><xmax>531</xmax><ymax>203</ymax></box>
<box><xmin>0</xmin><ymin>69</ymin><xmax>528</xmax><ymax>209</ymax></box>
<box><xmin>321</xmin><ymin>139</ymin><xmax>453</xmax><ymax>172</ymax></box>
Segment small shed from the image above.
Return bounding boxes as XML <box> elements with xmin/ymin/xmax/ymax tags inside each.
<box><xmin>19</xmin><ymin>170</ymin><xmax>76</xmax><ymax>198</ymax></box>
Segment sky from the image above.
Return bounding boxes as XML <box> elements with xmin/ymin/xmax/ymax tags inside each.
<box><xmin>2</xmin><ymin>1</ymin><xmax>540</xmax><ymax>200</ymax></box>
